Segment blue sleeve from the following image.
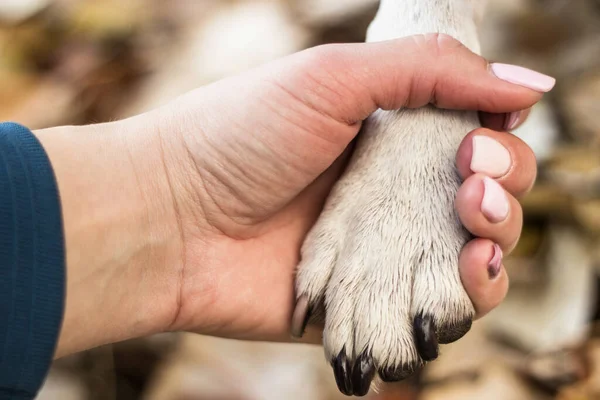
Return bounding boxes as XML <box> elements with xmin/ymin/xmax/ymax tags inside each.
<box><xmin>0</xmin><ymin>123</ymin><xmax>65</xmax><ymax>400</ymax></box>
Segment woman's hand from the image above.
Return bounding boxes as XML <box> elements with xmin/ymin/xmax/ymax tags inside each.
<box><xmin>37</xmin><ymin>34</ymin><xmax>553</xmax><ymax>357</ymax></box>
<box><xmin>151</xmin><ymin>34</ymin><xmax>550</xmax><ymax>342</ymax></box>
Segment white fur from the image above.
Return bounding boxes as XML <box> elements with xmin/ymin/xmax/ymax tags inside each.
<box><xmin>295</xmin><ymin>0</ymin><xmax>484</xmax><ymax>386</ymax></box>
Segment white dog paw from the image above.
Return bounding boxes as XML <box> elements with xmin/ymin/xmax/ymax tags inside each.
<box><xmin>293</xmin><ymin>107</ymin><xmax>479</xmax><ymax>396</ymax></box>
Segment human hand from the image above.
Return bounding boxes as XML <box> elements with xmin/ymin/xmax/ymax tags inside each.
<box><xmin>39</xmin><ymin>35</ymin><xmax>551</xmax><ymax>358</ymax></box>
<box><xmin>147</xmin><ymin>34</ymin><xmax>548</xmax><ymax>342</ymax></box>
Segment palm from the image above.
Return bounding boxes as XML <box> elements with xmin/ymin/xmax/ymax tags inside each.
<box><xmin>168</xmin><ymin>77</ymin><xmax>355</xmax><ymax>339</ymax></box>
<box><xmin>174</xmin><ymin>164</ymin><xmax>340</xmax><ymax>341</ymax></box>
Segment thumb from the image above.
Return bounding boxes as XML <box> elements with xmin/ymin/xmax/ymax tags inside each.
<box><xmin>267</xmin><ymin>33</ymin><xmax>555</xmax><ymax>126</ymax></box>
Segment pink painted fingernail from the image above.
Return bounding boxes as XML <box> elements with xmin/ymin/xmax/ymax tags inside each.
<box><xmin>471</xmin><ymin>136</ymin><xmax>512</xmax><ymax>178</ymax></box>
<box><xmin>490</xmin><ymin>63</ymin><xmax>556</xmax><ymax>93</ymax></box>
<box><xmin>488</xmin><ymin>243</ymin><xmax>504</xmax><ymax>279</ymax></box>
<box><xmin>481</xmin><ymin>177</ymin><xmax>509</xmax><ymax>223</ymax></box>
<box><xmin>504</xmin><ymin>111</ymin><xmax>522</xmax><ymax>131</ymax></box>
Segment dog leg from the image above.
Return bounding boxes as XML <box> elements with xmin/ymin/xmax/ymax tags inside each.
<box><xmin>294</xmin><ymin>0</ymin><xmax>485</xmax><ymax>396</ymax></box>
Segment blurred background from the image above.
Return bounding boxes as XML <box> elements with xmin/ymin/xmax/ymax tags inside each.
<box><xmin>1</xmin><ymin>0</ymin><xmax>599</xmax><ymax>399</ymax></box>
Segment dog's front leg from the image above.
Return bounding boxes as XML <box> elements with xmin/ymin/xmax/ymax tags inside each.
<box><xmin>294</xmin><ymin>0</ymin><xmax>485</xmax><ymax>396</ymax></box>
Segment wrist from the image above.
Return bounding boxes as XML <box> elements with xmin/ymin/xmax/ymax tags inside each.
<box><xmin>34</xmin><ymin>117</ymin><xmax>183</xmax><ymax>357</ymax></box>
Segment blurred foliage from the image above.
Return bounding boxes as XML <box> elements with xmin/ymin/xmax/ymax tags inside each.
<box><xmin>1</xmin><ymin>0</ymin><xmax>599</xmax><ymax>399</ymax></box>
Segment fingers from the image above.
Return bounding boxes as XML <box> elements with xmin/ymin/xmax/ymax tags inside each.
<box><xmin>456</xmin><ymin>128</ymin><xmax>538</xmax><ymax>198</ymax></box>
<box><xmin>459</xmin><ymin>239</ymin><xmax>509</xmax><ymax>319</ymax></box>
<box><xmin>480</xmin><ymin>108</ymin><xmax>532</xmax><ymax>132</ymax></box>
<box><xmin>455</xmin><ymin>128</ymin><xmax>537</xmax><ymax>317</ymax></box>
<box><xmin>456</xmin><ymin>127</ymin><xmax>536</xmax><ymax>251</ymax></box>
<box><xmin>275</xmin><ymin>34</ymin><xmax>555</xmax><ymax>126</ymax></box>
<box><xmin>456</xmin><ymin>174</ymin><xmax>523</xmax><ymax>253</ymax></box>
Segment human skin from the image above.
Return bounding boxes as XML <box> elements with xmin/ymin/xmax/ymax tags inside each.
<box><xmin>33</xmin><ymin>34</ymin><xmax>549</xmax><ymax>359</ymax></box>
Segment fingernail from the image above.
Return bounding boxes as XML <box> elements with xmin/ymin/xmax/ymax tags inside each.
<box><xmin>471</xmin><ymin>136</ymin><xmax>512</xmax><ymax>178</ymax></box>
<box><xmin>481</xmin><ymin>177</ymin><xmax>509</xmax><ymax>223</ymax></box>
<box><xmin>504</xmin><ymin>111</ymin><xmax>522</xmax><ymax>131</ymax></box>
<box><xmin>488</xmin><ymin>243</ymin><xmax>503</xmax><ymax>279</ymax></box>
<box><xmin>490</xmin><ymin>63</ymin><xmax>556</xmax><ymax>93</ymax></box>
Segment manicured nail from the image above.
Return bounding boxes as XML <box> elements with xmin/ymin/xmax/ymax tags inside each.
<box><xmin>488</xmin><ymin>243</ymin><xmax>503</xmax><ymax>279</ymax></box>
<box><xmin>481</xmin><ymin>177</ymin><xmax>509</xmax><ymax>223</ymax></box>
<box><xmin>470</xmin><ymin>136</ymin><xmax>512</xmax><ymax>178</ymax></box>
<box><xmin>504</xmin><ymin>111</ymin><xmax>522</xmax><ymax>131</ymax></box>
<box><xmin>490</xmin><ymin>63</ymin><xmax>556</xmax><ymax>93</ymax></box>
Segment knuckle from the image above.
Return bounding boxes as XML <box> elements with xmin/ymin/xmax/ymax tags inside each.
<box><xmin>411</xmin><ymin>33</ymin><xmax>464</xmax><ymax>57</ymax></box>
<box><xmin>300</xmin><ymin>44</ymin><xmax>343</xmax><ymax>71</ymax></box>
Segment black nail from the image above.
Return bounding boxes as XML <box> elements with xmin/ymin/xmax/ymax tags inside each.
<box><xmin>291</xmin><ymin>296</ymin><xmax>311</xmax><ymax>339</ymax></box>
<box><xmin>379</xmin><ymin>363</ymin><xmax>417</xmax><ymax>382</ymax></box>
<box><xmin>351</xmin><ymin>351</ymin><xmax>375</xmax><ymax>396</ymax></box>
<box><xmin>437</xmin><ymin>318</ymin><xmax>473</xmax><ymax>344</ymax></box>
<box><xmin>332</xmin><ymin>347</ymin><xmax>353</xmax><ymax>396</ymax></box>
<box><xmin>414</xmin><ymin>314</ymin><xmax>439</xmax><ymax>362</ymax></box>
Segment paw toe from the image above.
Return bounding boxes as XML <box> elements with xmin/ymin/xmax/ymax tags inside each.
<box><xmin>351</xmin><ymin>351</ymin><xmax>376</xmax><ymax>397</ymax></box>
<box><xmin>413</xmin><ymin>313</ymin><xmax>439</xmax><ymax>362</ymax></box>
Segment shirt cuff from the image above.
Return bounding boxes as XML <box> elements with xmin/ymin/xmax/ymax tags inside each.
<box><xmin>0</xmin><ymin>122</ymin><xmax>65</xmax><ymax>399</ymax></box>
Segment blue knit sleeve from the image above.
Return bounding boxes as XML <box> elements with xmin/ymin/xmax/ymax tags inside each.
<box><xmin>0</xmin><ymin>122</ymin><xmax>65</xmax><ymax>400</ymax></box>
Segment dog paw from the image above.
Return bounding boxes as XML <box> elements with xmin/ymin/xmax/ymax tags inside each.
<box><xmin>293</xmin><ymin>107</ymin><xmax>478</xmax><ymax>396</ymax></box>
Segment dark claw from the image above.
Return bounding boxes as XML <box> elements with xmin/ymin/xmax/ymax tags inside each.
<box><xmin>332</xmin><ymin>347</ymin><xmax>353</xmax><ymax>396</ymax></box>
<box><xmin>378</xmin><ymin>362</ymin><xmax>419</xmax><ymax>382</ymax></box>
<box><xmin>351</xmin><ymin>351</ymin><xmax>375</xmax><ymax>397</ymax></box>
<box><xmin>414</xmin><ymin>314</ymin><xmax>439</xmax><ymax>362</ymax></box>
<box><xmin>290</xmin><ymin>296</ymin><xmax>312</xmax><ymax>339</ymax></box>
<box><xmin>437</xmin><ymin>317</ymin><xmax>473</xmax><ymax>344</ymax></box>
